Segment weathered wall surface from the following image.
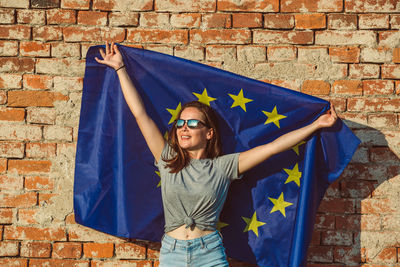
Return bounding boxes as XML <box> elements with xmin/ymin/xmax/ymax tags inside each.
<box><xmin>0</xmin><ymin>0</ymin><xmax>399</xmax><ymax>266</ymax></box>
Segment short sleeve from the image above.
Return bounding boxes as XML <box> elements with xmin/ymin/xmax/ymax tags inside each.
<box><xmin>214</xmin><ymin>153</ymin><xmax>243</xmax><ymax>180</ymax></box>
<box><xmin>154</xmin><ymin>142</ymin><xmax>175</xmax><ymax>168</ymax></box>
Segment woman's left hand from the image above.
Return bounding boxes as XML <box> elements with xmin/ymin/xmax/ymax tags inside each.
<box><xmin>315</xmin><ymin>104</ymin><xmax>338</xmax><ymax>129</ymax></box>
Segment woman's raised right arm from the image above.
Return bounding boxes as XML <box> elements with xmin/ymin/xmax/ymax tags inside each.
<box><xmin>95</xmin><ymin>41</ymin><xmax>165</xmax><ymax>161</ymax></box>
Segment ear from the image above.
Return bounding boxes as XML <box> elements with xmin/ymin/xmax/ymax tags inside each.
<box><xmin>206</xmin><ymin>128</ymin><xmax>214</xmax><ymax>140</ymax></box>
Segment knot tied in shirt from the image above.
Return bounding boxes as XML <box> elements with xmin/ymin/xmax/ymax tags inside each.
<box><xmin>184</xmin><ymin>216</ymin><xmax>195</xmax><ymax>229</ymax></box>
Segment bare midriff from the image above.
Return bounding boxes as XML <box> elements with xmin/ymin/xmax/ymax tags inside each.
<box><xmin>166</xmin><ymin>224</ymin><xmax>214</xmax><ymax>240</ymax></box>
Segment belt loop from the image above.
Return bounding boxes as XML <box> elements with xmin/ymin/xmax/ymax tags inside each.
<box><xmin>218</xmin><ymin>231</ymin><xmax>223</xmax><ymax>240</ymax></box>
<box><xmin>171</xmin><ymin>239</ymin><xmax>176</xmax><ymax>251</ymax></box>
<box><xmin>200</xmin><ymin>236</ymin><xmax>205</xmax><ymax>249</ymax></box>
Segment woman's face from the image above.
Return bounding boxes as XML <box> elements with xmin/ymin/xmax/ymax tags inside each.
<box><xmin>176</xmin><ymin>107</ymin><xmax>213</xmax><ymax>153</ymax></box>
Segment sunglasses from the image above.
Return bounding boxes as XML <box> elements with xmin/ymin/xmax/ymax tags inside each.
<box><xmin>176</xmin><ymin>119</ymin><xmax>208</xmax><ymax>129</ymax></box>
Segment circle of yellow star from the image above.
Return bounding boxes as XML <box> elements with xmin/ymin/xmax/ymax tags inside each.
<box><xmin>268</xmin><ymin>192</ymin><xmax>293</xmax><ymax>217</ymax></box>
<box><xmin>166</xmin><ymin>102</ymin><xmax>181</xmax><ymax>124</ymax></box>
<box><xmin>292</xmin><ymin>141</ymin><xmax>306</xmax><ymax>156</ymax></box>
<box><xmin>193</xmin><ymin>88</ymin><xmax>217</xmax><ymax>106</ymax></box>
<box><xmin>242</xmin><ymin>211</ymin><xmax>266</xmax><ymax>237</ymax></box>
<box><xmin>284</xmin><ymin>163</ymin><xmax>302</xmax><ymax>187</ymax></box>
<box><xmin>262</xmin><ymin>106</ymin><xmax>287</xmax><ymax>128</ymax></box>
<box><xmin>155</xmin><ymin>171</ymin><xmax>161</xmax><ymax>188</ymax></box>
<box><xmin>216</xmin><ymin>221</ymin><xmax>229</xmax><ymax>231</ymax></box>
<box><xmin>228</xmin><ymin>89</ymin><xmax>253</xmax><ymax>112</ymax></box>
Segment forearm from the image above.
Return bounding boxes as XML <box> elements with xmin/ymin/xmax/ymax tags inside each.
<box><xmin>268</xmin><ymin>121</ymin><xmax>320</xmax><ymax>155</ymax></box>
<box><xmin>116</xmin><ymin>67</ymin><xmax>147</xmax><ymax>119</ymax></box>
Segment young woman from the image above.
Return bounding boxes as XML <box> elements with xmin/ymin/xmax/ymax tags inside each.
<box><xmin>95</xmin><ymin>42</ymin><xmax>338</xmax><ymax>267</ymax></box>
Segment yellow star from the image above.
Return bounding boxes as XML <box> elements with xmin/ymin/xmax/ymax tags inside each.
<box><xmin>292</xmin><ymin>141</ymin><xmax>306</xmax><ymax>156</ymax></box>
<box><xmin>216</xmin><ymin>221</ymin><xmax>229</xmax><ymax>231</ymax></box>
<box><xmin>284</xmin><ymin>163</ymin><xmax>302</xmax><ymax>187</ymax></box>
<box><xmin>228</xmin><ymin>89</ymin><xmax>253</xmax><ymax>112</ymax></box>
<box><xmin>166</xmin><ymin>102</ymin><xmax>181</xmax><ymax>124</ymax></box>
<box><xmin>193</xmin><ymin>88</ymin><xmax>217</xmax><ymax>106</ymax></box>
<box><xmin>242</xmin><ymin>211</ymin><xmax>266</xmax><ymax>237</ymax></box>
<box><xmin>262</xmin><ymin>106</ymin><xmax>287</xmax><ymax>128</ymax></box>
<box><xmin>268</xmin><ymin>192</ymin><xmax>293</xmax><ymax>217</ymax></box>
<box><xmin>163</xmin><ymin>131</ymin><xmax>169</xmax><ymax>140</ymax></box>
<box><xmin>155</xmin><ymin>171</ymin><xmax>161</xmax><ymax>188</ymax></box>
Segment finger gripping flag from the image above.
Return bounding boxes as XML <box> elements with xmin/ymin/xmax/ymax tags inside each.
<box><xmin>74</xmin><ymin>45</ymin><xmax>360</xmax><ymax>266</ymax></box>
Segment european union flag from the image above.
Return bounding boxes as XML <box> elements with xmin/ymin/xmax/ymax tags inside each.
<box><xmin>74</xmin><ymin>45</ymin><xmax>360</xmax><ymax>266</ymax></box>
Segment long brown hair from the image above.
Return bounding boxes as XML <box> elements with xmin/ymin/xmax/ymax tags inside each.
<box><xmin>163</xmin><ymin>101</ymin><xmax>222</xmax><ymax>173</ymax></box>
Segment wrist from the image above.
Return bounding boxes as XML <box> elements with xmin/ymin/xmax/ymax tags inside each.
<box><xmin>115</xmin><ymin>64</ymin><xmax>125</xmax><ymax>72</ymax></box>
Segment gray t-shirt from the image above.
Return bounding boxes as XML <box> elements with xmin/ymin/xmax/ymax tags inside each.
<box><xmin>155</xmin><ymin>143</ymin><xmax>242</xmax><ymax>233</ymax></box>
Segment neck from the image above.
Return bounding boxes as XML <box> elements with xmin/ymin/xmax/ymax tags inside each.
<box><xmin>187</xmin><ymin>149</ymin><xmax>207</xmax><ymax>159</ymax></box>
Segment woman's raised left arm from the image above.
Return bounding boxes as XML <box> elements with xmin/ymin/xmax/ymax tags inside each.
<box><xmin>238</xmin><ymin>104</ymin><xmax>338</xmax><ymax>175</ymax></box>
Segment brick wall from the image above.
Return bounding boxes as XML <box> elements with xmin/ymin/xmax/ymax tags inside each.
<box><xmin>0</xmin><ymin>0</ymin><xmax>399</xmax><ymax>266</ymax></box>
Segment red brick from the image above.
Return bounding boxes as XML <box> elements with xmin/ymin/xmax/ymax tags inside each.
<box><xmin>370</xmin><ymin>146</ymin><xmax>399</xmax><ymax>162</ymax></box>
<box><xmin>0</xmin><ymin>9</ymin><xmax>15</xmax><ymax>23</ymax></box>
<box><xmin>396</xmin><ymin>81</ymin><xmax>400</xmax><ymax>95</ymax></box>
<box><xmin>0</xmin><ymin>241</ymin><xmax>19</xmax><ymax>256</ymax></box>
<box><xmin>17</xmin><ymin>9</ymin><xmax>45</xmax><ymax>25</ymax></box>
<box><xmin>310</xmin><ymin>230</ymin><xmax>321</xmax><ymax>245</ymax></box>
<box><xmin>267</xmin><ymin>80</ymin><xmax>301</xmax><ymax>91</ymax></box>
<box><xmin>47</xmin><ymin>9</ymin><xmax>76</xmax><ymax>24</ymax></box>
<box><xmin>335</xmin><ymin>215</ymin><xmax>360</xmax><ymax>231</ymax></box>
<box><xmin>359</xmin><ymin>14</ymin><xmax>389</xmax><ymax>29</ymax></box>
<box><xmin>347</xmin><ymin>97</ymin><xmax>400</xmax><ymax>112</ymax></box>
<box><xmin>363</xmin><ymin>80</ymin><xmax>394</xmax><ymax>95</ymax></box>
<box><xmin>0</xmin><ymin>73</ymin><xmax>22</xmax><ymax>88</ymax></box>
<box><xmin>115</xmin><ymin>243</ymin><xmax>146</xmax><ymax>259</ymax></box>
<box><xmin>8</xmin><ymin>160</ymin><xmax>51</xmax><ymax>174</ymax></box>
<box><xmin>63</xmin><ymin>26</ymin><xmax>101</xmax><ymax>42</ymax></box>
<box><xmin>393</xmin><ymin>47</ymin><xmax>400</xmax><ymax>63</ymax></box>
<box><xmin>218</xmin><ymin>0</ymin><xmax>278</xmax><ymax>12</ymax></box>
<box><xmin>26</xmin><ymin>143</ymin><xmax>56</xmax><ymax>158</ymax></box>
<box><xmin>25</xmin><ymin>176</ymin><xmax>54</xmax><ymax>190</ymax></box>
<box><xmin>33</xmin><ymin>26</ymin><xmax>63</xmax><ymax>41</ymax></box>
<box><xmin>329</xmin><ymin>47</ymin><xmax>360</xmax><ymax>63</ymax></box>
<box><xmin>78</xmin><ymin>11</ymin><xmax>108</xmax><ymax>26</ymax></box>
<box><xmin>0</xmin><ymin>259</ymin><xmax>27</xmax><ymax>267</ymax></box>
<box><xmin>127</xmin><ymin>29</ymin><xmax>188</xmax><ymax>44</ymax></box>
<box><xmin>346</xmin><ymin>0</ymin><xmax>399</xmax><ymax>12</ymax></box>
<box><xmin>171</xmin><ymin>13</ymin><xmax>201</xmax><ymax>28</ymax></box>
<box><xmin>382</xmin><ymin>65</ymin><xmax>400</xmax><ymax>79</ymax></box>
<box><xmin>0</xmin><ymin>108</ymin><xmax>25</xmax><ymax>121</ymax></box>
<box><xmin>191</xmin><ymin>29</ymin><xmax>251</xmax><ymax>44</ymax></box>
<box><xmin>0</xmin><ymin>91</ymin><xmax>6</xmax><ymax>105</ymax></box>
<box><xmin>360</xmin><ymin>198</ymin><xmax>395</xmax><ymax>214</ymax></box>
<box><xmin>23</xmin><ymin>74</ymin><xmax>53</xmax><ymax>90</ymax></box>
<box><xmin>333</xmin><ymin>246</ymin><xmax>360</xmax><ymax>265</ymax></box>
<box><xmin>4</xmin><ymin>226</ymin><xmax>66</xmax><ymax>241</ymax></box>
<box><xmin>254</xmin><ymin>30</ymin><xmax>313</xmax><ymax>44</ymax></box>
<box><xmin>318</xmin><ymin>198</ymin><xmax>355</xmax><ymax>213</ymax></box>
<box><xmin>295</xmin><ymin>14</ymin><xmax>326</xmax><ymax>29</ymax></box>
<box><xmin>53</xmin><ymin>242</ymin><xmax>82</xmax><ymax>259</ymax></box>
<box><xmin>39</xmin><ymin>193</ymin><xmax>58</xmax><ymax>205</ymax></box>
<box><xmin>202</xmin><ymin>13</ymin><xmax>231</xmax><ymax>28</ymax></box>
<box><xmin>314</xmin><ymin>214</ymin><xmax>335</xmax><ymax>230</ymax></box>
<box><xmin>321</xmin><ymin>231</ymin><xmax>352</xmax><ymax>246</ymax></box>
<box><xmin>30</xmin><ymin>259</ymin><xmax>89</xmax><ymax>267</ymax></box>
<box><xmin>264</xmin><ymin>14</ymin><xmax>294</xmax><ymax>29</ymax></box>
<box><xmin>267</xmin><ymin>46</ymin><xmax>296</xmax><ymax>62</ymax></box>
<box><xmin>379</xmin><ymin>30</ymin><xmax>400</xmax><ymax>47</ymax></box>
<box><xmin>233</xmin><ymin>13</ymin><xmax>262</xmax><ymax>28</ymax></box>
<box><xmin>301</xmin><ymin>80</ymin><xmax>330</xmax><ymax>95</ymax></box>
<box><xmin>20</xmin><ymin>241</ymin><xmax>51</xmax><ymax>257</ymax></box>
<box><xmin>332</xmin><ymin>80</ymin><xmax>362</xmax><ymax>95</ymax></box>
<box><xmin>31</xmin><ymin>0</ymin><xmax>58</xmax><ymax>8</ymax></box>
<box><xmin>20</xmin><ymin>41</ymin><xmax>50</xmax><ymax>57</ymax></box>
<box><xmin>206</xmin><ymin>45</ymin><xmax>236</xmax><ymax>61</ymax></box>
<box><xmin>341</xmin><ymin>180</ymin><xmax>376</xmax><ymax>198</ymax></box>
<box><xmin>83</xmin><ymin>243</ymin><xmax>114</xmax><ymax>258</ymax></box>
<box><xmin>91</xmin><ymin>260</ymin><xmax>154</xmax><ymax>267</ymax></box>
<box><xmin>391</xmin><ymin>15</ymin><xmax>400</xmax><ymax>29</ymax></box>
<box><xmin>18</xmin><ymin>208</ymin><xmax>40</xmax><ymax>224</ymax></box>
<box><xmin>0</xmin><ymin>25</ymin><xmax>31</xmax><ymax>40</ymax></box>
<box><xmin>373</xmin><ymin>247</ymin><xmax>397</xmax><ymax>263</ymax></box>
<box><xmin>62</xmin><ymin>0</ymin><xmax>90</xmax><ymax>9</ymax></box>
<box><xmin>349</xmin><ymin>64</ymin><xmax>380</xmax><ymax>79</ymax></box>
<box><xmin>100</xmin><ymin>27</ymin><xmax>126</xmax><ymax>43</ymax></box>
<box><xmin>109</xmin><ymin>12</ymin><xmax>139</xmax><ymax>26</ymax></box>
<box><xmin>27</xmin><ymin>108</ymin><xmax>56</xmax><ymax>124</ymax></box>
<box><xmin>0</xmin><ymin>208</ymin><xmax>14</xmax><ymax>224</ymax></box>
<box><xmin>155</xmin><ymin>0</ymin><xmax>214</xmax><ymax>12</ymax></box>
<box><xmin>147</xmin><ymin>242</ymin><xmax>161</xmax><ymax>259</ymax></box>
<box><xmin>328</xmin><ymin>14</ymin><xmax>357</xmax><ymax>30</ymax></box>
<box><xmin>0</xmin><ymin>40</ymin><xmax>19</xmax><ymax>56</ymax></box>
<box><xmin>140</xmin><ymin>13</ymin><xmax>169</xmax><ymax>27</ymax></box>
<box><xmin>0</xmin><ymin>192</ymin><xmax>37</xmax><ymax>207</ymax></box>
<box><xmin>307</xmin><ymin>246</ymin><xmax>333</xmax><ymax>263</ymax></box>
<box><xmin>0</xmin><ymin>58</ymin><xmax>35</xmax><ymax>73</ymax></box>
<box><xmin>282</xmin><ymin>0</ymin><xmax>342</xmax><ymax>12</ymax></box>
<box><xmin>0</xmin><ymin>141</ymin><xmax>24</xmax><ymax>159</ymax></box>
<box><xmin>7</xmin><ymin>91</ymin><xmax>68</xmax><ymax>107</ymax></box>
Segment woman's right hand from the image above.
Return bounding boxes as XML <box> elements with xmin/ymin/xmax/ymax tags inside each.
<box><xmin>95</xmin><ymin>41</ymin><xmax>124</xmax><ymax>70</ymax></box>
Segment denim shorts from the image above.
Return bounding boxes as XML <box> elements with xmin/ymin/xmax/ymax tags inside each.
<box><xmin>159</xmin><ymin>230</ymin><xmax>228</xmax><ymax>267</ymax></box>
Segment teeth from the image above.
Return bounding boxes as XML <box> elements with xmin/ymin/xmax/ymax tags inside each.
<box><xmin>181</xmin><ymin>136</ymin><xmax>190</xmax><ymax>139</ymax></box>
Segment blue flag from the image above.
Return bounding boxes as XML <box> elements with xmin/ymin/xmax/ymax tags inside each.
<box><xmin>74</xmin><ymin>45</ymin><xmax>360</xmax><ymax>266</ymax></box>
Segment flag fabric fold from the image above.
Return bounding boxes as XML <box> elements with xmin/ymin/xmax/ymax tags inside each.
<box><xmin>74</xmin><ymin>44</ymin><xmax>360</xmax><ymax>266</ymax></box>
